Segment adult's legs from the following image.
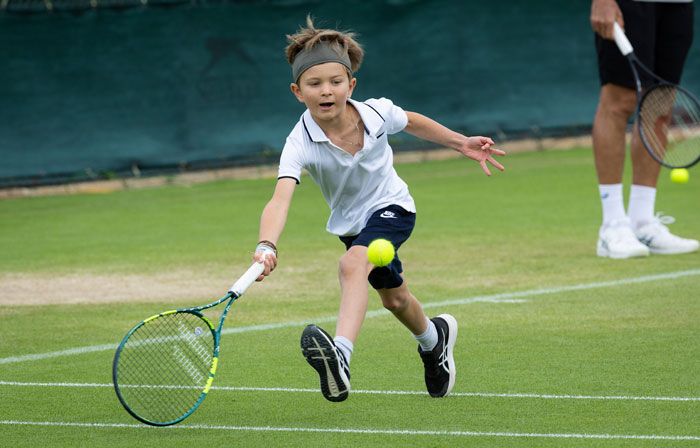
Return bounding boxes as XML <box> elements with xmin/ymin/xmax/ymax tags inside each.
<box><xmin>592</xmin><ymin>83</ymin><xmax>651</xmax><ymax>258</ymax></box>
<box><xmin>592</xmin><ymin>83</ymin><xmax>637</xmax><ymax>185</ymax></box>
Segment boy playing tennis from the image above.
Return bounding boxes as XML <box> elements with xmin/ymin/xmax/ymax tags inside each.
<box><xmin>253</xmin><ymin>17</ymin><xmax>505</xmax><ymax>402</ymax></box>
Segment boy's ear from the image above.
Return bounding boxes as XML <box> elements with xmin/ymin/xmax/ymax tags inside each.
<box><xmin>348</xmin><ymin>77</ymin><xmax>356</xmax><ymax>98</ymax></box>
<box><xmin>290</xmin><ymin>83</ymin><xmax>305</xmax><ymax>103</ymax></box>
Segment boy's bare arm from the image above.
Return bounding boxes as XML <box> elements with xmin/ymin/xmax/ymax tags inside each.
<box><xmin>404</xmin><ymin>111</ymin><xmax>469</xmax><ymax>150</ymax></box>
<box><xmin>254</xmin><ymin>177</ymin><xmax>297</xmax><ymax>279</ymax></box>
<box><xmin>404</xmin><ymin>111</ymin><xmax>505</xmax><ymax>176</ymax></box>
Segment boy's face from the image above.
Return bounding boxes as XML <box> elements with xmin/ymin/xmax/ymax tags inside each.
<box><xmin>291</xmin><ymin>62</ymin><xmax>356</xmax><ymax>122</ymax></box>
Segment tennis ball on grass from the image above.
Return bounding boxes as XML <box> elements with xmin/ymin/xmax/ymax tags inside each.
<box><xmin>670</xmin><ymin>168</ymin><xmax>689</xmax><ymax>184</ymax></box>
<box><xmin>367</xmin><ymin>239</ymin><xmax>395</xmax><ymax>267</ymax></box>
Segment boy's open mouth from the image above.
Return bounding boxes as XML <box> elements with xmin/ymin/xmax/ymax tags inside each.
<box><xmin>319</xmin><ymin>102</ymin><xmax>334</xmax><ymax>108</ymax></box>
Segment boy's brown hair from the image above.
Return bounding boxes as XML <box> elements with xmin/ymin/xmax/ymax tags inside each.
<box><xmin>285</xmin><ymin>15</ymin><xmax>364</xmax><ymax>75</ymax></box>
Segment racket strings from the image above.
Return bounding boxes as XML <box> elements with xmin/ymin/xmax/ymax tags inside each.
<box><xmin>639</xmin><ymin>85</ymin><xmax>700</xmax><ymax>167</ymax></box>
<box><xmin>120</xmin><ymin>321</ymin><xmax>210</xmax><ymax>421</ymax></box>
<box><xmin>116</xmin><ymin>312</ymin><xmax>214</xmax><ymax>423</ymax></box>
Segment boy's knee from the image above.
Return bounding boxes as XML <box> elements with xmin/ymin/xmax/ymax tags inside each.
<box><xmin>379</xmin><ymin>286</ymin><xmax>410</xmax><ymax>312</ymax></box>
<box><xmin>381</xmin><ymin>291</ymin><xmax>406</xmax><ymax>312</ymax></box>
<box><xmin>338</xmin><ymin>248</ymin><xmax>369</xmax><ymax>279</ymax></box>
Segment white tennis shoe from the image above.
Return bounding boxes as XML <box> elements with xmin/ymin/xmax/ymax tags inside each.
<box><xmin>634</xmin><ymin>214</ymin><xmax>699</xmax><ymax>255</ymax></box>
<box><xmin>597</xmin><ymin>219</ymin><xmax>650</xmax><ymax>259</ymax></box>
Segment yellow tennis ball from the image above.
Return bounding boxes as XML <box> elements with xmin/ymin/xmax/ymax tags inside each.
<box><xmin>670</xmin><ymin>168</ymin><xmax>689</xmax><ymax>184</ymax></box>
<box><xmin>367</xmin><ymin>239</ymin><xmax>395</xmax><ymax>267</ymax></box>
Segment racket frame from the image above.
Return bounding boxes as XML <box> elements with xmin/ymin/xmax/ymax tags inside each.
<box><xmin>112</xmin><ymin>260</ymin><xmax>265</xmax><ymax>426</ymax></box>
<box><xmin>613</xmin><ymin>22</ymin><xmax>700</xmax><ymax>169</ymax></box>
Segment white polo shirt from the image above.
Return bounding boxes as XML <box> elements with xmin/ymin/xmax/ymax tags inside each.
<box><xmin>278</xmin><ymin>97</ymin><xmax>416</xmax><ymax>236</ymax></box>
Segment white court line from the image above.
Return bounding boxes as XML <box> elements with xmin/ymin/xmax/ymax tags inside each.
<box><xmin>0</xmin><ymin>420</ymin><xmax>698</xmax><ymax>441</ymax></box>
<box><xmin>1</xmin><ymin>381</ymin><xmax>698</xmax><ymax>402</ymax></box>
<box><xmin>1</xmin><ymin>268</ymin><xmax>698</xmax><ymax>366</ymax></box>
<box><xmin>0</xmin><ymin>299</ymin><xmax>525</xmax><ymax>365</ymax></box>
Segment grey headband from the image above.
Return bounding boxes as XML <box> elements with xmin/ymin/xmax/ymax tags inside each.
<box><xmin>291</xmin><ymin>41</ymin><xmax>352</xmax><ymax>82</ymax></box>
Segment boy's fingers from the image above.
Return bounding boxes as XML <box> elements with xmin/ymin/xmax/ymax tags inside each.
<box><xmin>480</xmin><ymin>161</ymin><xmax>492</xmax><ymax>176</ymax></box>
<box><xmin>489</xmin><ymin>157</ymin><xmax>505</xmax><ymax>171</ymax></box>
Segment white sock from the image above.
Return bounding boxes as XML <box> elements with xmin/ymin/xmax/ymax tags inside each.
<box><xmin>333</xmin><ymin>336</ymin><xmax>353</xmax><ymax>364</ymax></box>
<box><xmin>628</xmin><ymin>185</ymin><xmax>656</xmax><ymax>229</ymax></box>
<box><xmin>415</xmin><ymin>318</ymin><xmax>438</xmax><ymax>352</ymax></box>
<box><xmin>599</xmin><ymin>184</ymin><xmax>626</xmax><ymax>226</ymax></box>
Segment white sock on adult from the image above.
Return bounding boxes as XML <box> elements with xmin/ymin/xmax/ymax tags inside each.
<box><xmin>415</xmin><ymin>317</ymin><xmax>438</xmax><ymax>352</ymax></box>
<box><xmin>333</xmin><ymin>336</ymin><xmax>353</xmax><ymax>364</ymax></box>
<box><xmin>599</xmin><ymin>184</ymin><xmax>626</xmax><ymax>227</ymax></box>
<box><xmin>628</xmin><ymin>184</ymin><xmax>656</xmax><ymax>229</ymax></box>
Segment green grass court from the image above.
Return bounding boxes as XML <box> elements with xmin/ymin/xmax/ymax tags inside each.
<box><xmin>0</xmin><ymin>147</ymin><xmax>698</xmax><ymax>447</ymax></box>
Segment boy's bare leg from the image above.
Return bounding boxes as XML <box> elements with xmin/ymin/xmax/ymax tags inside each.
<box><xmin>376</xmin><ymin>280</ymin><xmax>427</xmax><ymax>335</ymax></box>
<box><xmin>335</xmin><ymin>246</ymin><xmax>371</xmax><ymax>342</ymax></box>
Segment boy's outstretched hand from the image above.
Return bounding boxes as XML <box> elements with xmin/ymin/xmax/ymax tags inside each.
<box><xmin>402</xmin><ymin>112</ymin><xmax>505</xmax><ymax>175</ymax></box>
<box><xmin>459</xmin><ymin>136</ymin><xmax>506</xmax><ymax>176</ymax></box>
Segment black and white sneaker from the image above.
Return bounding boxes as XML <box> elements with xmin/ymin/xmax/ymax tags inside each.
<box><xmin>418</xmin><ymin>314</ymin><xmax>457</xmax><ymax>397</ymax></box>
<box><xmin>300</xmin><ymin>324</ymin><xmax>351</xmax><ymax>402</ymax></box>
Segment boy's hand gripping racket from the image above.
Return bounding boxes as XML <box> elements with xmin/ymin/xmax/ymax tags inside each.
<box><xmin>613</xmin><ymin>22</ymin><xmax>700</xmax><ymax>169</ymax></box>
<box><xmin>112</xmin><ymin>259</ymin><xmax>266</xmax><ymax>426</ymax></box>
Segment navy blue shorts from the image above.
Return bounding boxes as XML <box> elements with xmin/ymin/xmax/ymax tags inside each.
<box><xmin>339</xmin><ymin>204</ymin><xmax>416</xmax><ymax>290</ymax></box>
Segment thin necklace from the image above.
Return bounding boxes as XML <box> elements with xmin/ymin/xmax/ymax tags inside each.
<box><xmin>338</xmin><ymin>113</ymin><xmax>362</xmax><ymax>148</ymax></box>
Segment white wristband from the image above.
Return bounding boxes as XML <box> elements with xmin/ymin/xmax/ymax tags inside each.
<box><xmin>255</xmin><ymin>243</ymin><xmax>276</xmax><ymax>257</ymax></box>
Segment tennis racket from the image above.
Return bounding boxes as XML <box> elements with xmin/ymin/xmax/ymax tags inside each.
<box><xmin>613</xmin><ymin>22</ymin><xmax>700</xmax><ymax>169</ymax></box>
<box><xmin>112</xmin><ymin>259</ymin><xmax>266</xmax><ymax>426</ymax></box>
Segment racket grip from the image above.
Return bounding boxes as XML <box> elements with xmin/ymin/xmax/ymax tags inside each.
<box><xmin>228</xmin><ymin>262</ymin><xmax>265</xmax><ymax>296</ymax></box>
<box><xmin>613</xmin><ymin>22</ymin><xmax>633</xmax><ymax>56</ymax></box>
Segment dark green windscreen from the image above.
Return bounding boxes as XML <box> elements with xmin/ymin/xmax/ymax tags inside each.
<box><xmin>1</xmin><ymin>0</ymin><xmax>698</xmax><ymax>185</ymax></box>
